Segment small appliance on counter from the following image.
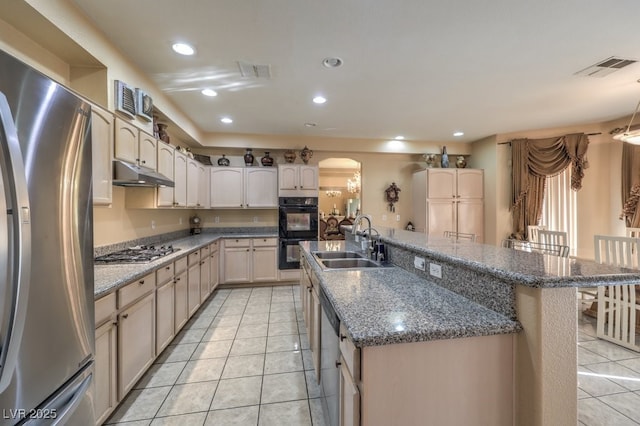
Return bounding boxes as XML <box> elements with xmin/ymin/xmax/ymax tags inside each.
<box><xmin>190</xmin><ymin>215</ymin><xmax>202</xmax><ymax>235</ymax></box>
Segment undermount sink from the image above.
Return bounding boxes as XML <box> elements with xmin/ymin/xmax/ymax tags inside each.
<box><xmin>312</xmin><ymin>251</ymin><xmax>366</xmax><ymax>259</ymax></box>
<box><xmin>320</xmin><ymin>258</ymin><xmax>383</xmax><ymax>269</ymax></box>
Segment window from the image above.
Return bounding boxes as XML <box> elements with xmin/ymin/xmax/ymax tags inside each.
<box><xmin>540</xmin><ymin>168</ymin><xmax>577</xmax><ymax>256</ymax></box>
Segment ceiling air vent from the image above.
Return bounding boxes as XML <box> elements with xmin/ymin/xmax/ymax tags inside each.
<box><xmin>237</xmin><ymin>61</ymin><xmax>272</xmax><ymax>79</ymax></box>
<box><xmin>574</xmin><ymin>56</ymin><xmax>637</xmax><ymax>78</ymax></box>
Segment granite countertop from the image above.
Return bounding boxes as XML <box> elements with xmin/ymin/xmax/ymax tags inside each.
<box><xmin>369</xmin><ymin>226</ymin><xmax>640</xmax><ymax>288</ymax></box>
<box><xmin>94</xmin><ymin>232</ymin><xmax>277</xmax><ymax>299</ymax></box>
<box><xmin>300</xmin><ymin>240</ymin><xmax>521</xmax><ymax>348</ymax></box>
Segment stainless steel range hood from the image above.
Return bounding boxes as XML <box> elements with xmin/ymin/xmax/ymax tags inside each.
<box><xmin>112</xmin><ymin>160</ymin><xmax>174</xmax><ymax>187</ymax></box>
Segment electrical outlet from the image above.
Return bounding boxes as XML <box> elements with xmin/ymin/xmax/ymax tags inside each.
<box><xmin>382</xmin><ymin>214</ymin><xmax>387</xmax><ymax>221</ymax></box>
<box><xmin>151</xmin><ymin>220</ymin><xmax>156</xmax><ymax>229</ymax></box>
<box><xmin>396</xmin><ymin>214</ymin><xmax>401</xmax><ymax>222</ymax></box>
<box><xmin>414</xmin><ymin>256</ymin><xmax>426</xmax><ymax>271</ymax></box>
<box><xmin>179</xmin><ymin>217</ymin><xmax>183</xmax><ymax>225</ymax></box>
<box><xmin>429</xmin><ymin>263</ymin><xmax>442</xmax><ymax>278</ymax></box>
<box><xmin>214</xmin><ymin>216</ymin><xmax>220</xmax><ymax>223</ymax></box>
<box><xmin>253</xmin><ymin>216</ymin><xmax>259</xmax><ymax>223</ymax></box>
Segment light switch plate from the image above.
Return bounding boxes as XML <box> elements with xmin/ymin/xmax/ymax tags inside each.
<box><xmin>429</xmin><ymin>263</ymin><xmax>442</xmax><ymax>278</ymax></box>
<box><xmin>414</xmin><ymin>256</ymin><xmax>426</xmax><ymax>271</ymax></box>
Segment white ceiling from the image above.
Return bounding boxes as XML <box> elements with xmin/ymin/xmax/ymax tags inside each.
<box><xmin>72</xmin><ymin>0</ymin><xmax>640</xmax><ymax>143</ymax></box>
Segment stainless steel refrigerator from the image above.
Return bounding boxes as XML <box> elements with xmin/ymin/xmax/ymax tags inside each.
<box><xmin>0</xmin><ymin>49</ymin><xmax>95</xmax><ymax>425</ymax></box>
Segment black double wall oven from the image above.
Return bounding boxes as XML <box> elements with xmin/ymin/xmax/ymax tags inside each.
<box><xmin>279</xmin><ymin>197</ymin><xmax>319</xmax><ymax>269</ymax></box>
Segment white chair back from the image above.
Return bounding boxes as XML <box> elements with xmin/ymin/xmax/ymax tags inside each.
<box><xmin>626</xmin><ymin>228</ymin><xmax>640</xmax><ymax>239</ymax></box>
<box><xmin>593</xmin><ymin>235</ymin><xmax>640</xmax><ymax>352</ymax></box>
<box><xmin>527</xmin><ymin>225</ymin><xmax>546</xmax><ymax>243</ymax></box>
<box><xmin>443</xmin><ymin>231</ymin><xmax>476</xmax><ymax>242</ymax></box>
<box><xmin>501</xmin><ymin>239</ymin><xmax>569</xmax><ymax>258</ymax></box>
<box><xmin>538</xmin><ymin>230</ymin><xmax>568</xmax><ymax>248</ymax></box>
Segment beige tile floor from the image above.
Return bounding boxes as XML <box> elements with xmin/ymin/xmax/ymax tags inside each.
<box><xmin>105</xmin><ymin>285</ymin><xmax>327</xmax><ymax>426</ymax></box>
<box><xmin>578</xmin><ymin>299</ymin><xmax>640</xmax><ymax>425</ymax></box>
<box><xmin>105</xmin><ymin>286</ymin><xmax>640</xmax><ymax>425</ymax></box>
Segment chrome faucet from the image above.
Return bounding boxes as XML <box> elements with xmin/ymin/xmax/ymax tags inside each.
<box><xmin>352</xmin><ymin>214</ymin><xmax>374</xmax><ymax>256</ymax></box>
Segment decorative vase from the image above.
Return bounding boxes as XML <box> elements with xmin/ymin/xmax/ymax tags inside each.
<box><xmin>217</xmin><ymin>154</ymin><xmax>230</xmax><ymax>166</ymax></box>
<box><xmin>423</xmin><ymin>153</ymin><xmax>437</xmax><ymax>168</ymax></box>
<box><xmin>244</xmin><ymin>148</ymin><xmax>254</xmax><ymax>166</ymax></box>
<box><xmin>300</xmin><ymin>146</ymin><xmax>313</xmax><ymax>164</ymax></box>
<box><xmin>157</xmin><ymin>123</ymin><xmax>170</xmax><ymax>143</ymax></box>
<box><xmin>284</xmin><ymin>150</ymin><xmax>296</xmax><ymax>163</ymax></box>
<box><xmin>261</xmin><ymin>152</ymin><xmax>274</xmax><ymax>167</ymax></box>
<box><xmin>456</xmin><ymin>156</ymin><xmax>467</xmax><ymax>168</ymax></box>
<box><xmin>152</xmin><ymin>115</ymin><xmax>160</xmax><ymax>139</ymax></box>
<box><xmin>441</xmin><ymin>146</ymin><xmax>449</xmax><ymax>168</ymax></box>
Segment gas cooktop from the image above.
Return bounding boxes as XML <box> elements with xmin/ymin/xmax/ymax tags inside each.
<box><xmin>94</xmin><ymin>245</ymin><xmax>179</xmax><ymax>264</ymax></box>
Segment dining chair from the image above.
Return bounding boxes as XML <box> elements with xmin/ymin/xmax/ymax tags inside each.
<box><xmin>626</xmin><ymin>228</ymin><xmax>640</xmax><ymax>239</ymax></box>
<box><xmin>593</xmin><ymin>235</ymin><xmax>640</xmax><ymax>352</ymax></box>
<box><xmin>538</xmin><ymin>230</ymin><xmax>568</xmax><ymax>248</ymax></box>
<box><xmin>501</xmin><ymin>239</ymin><xmax>570</xmax><ymax>257</ymax></box>
<box><xmin>443</xmin><ymin>231</ymin><xmax>477</xmax><ymax>242</ymax></box>
<box><xmin>527</xmin><ymin>225</ymin><xmax>546</xmax><ymax>243</ymax></box>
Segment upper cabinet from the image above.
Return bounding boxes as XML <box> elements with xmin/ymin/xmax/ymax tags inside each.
<box><xmin>156</xmin><ymin>140</ymin><xmax>175</xmax><ymax>207</ymax></box>
<box><xmin>173</xmin><ymin>150</ymin><xmax>188</xmax><ymax>207</ymax></box>
<box><xmin>210</xmin><ymin>167</ymin><xmax>278</xmax><ymax>208</ymax></box>
<box><xmin>278</xmin><ymin>165</ymin><xmax>318</xmax><ymax>197</ymax></box>
<box><xmin>197</xmin><ymin>163</ymin><xmax>210</xmax><ymax>209</ymax></box>
<box><xmin>113</xmin><ymin>117</ymin><xmax>157</xmax><ymax>169</ymax></box>
<box><xmin>186</xmin><ymin>157</ymin><xmax>199</xmax><ymax>208</ymax></box>
<box><xmin>91</xmin><ymin>104</ymin><xmax>114</xmax><ymax>206</ymax></box>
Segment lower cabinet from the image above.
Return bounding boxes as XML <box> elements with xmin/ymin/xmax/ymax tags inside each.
<box><xmin>118</xmin><ymin>291</ymin><xmax>155</xmax><ymax>398</ymax></box>
<box><xmin>174</xmin><ymin>268</ymin><xmax>189</xmax><ymax>332</ymax></box>
<box><xmin>200</xmin><ymin>249</ymin><xmax>212</xmax><ymax>303</ymax></box>
<box><xmin>188</xmin><ymin>259</ymin><xmax>201</xmax><ymax>316</ymax></box>
<box><xmin>156</xmin><ymin>279</ymin><xmax>175</xmax><ymax>354</ymax></box>
<box><xmin>211</xmin><ymin>243</ymin><xmax>220</xmax><ymax>292</ymax></box>
<box><xmin>94</xmin><ymin>311</ymin><xmax>117</xmax><ymax>425</ymax></box>
<box><xmin>222</xmin><ymin>237</ymin><xmax>278</xmax><ymax>284</ymax></box>
<box><xmin>340</xmin><ymin>358</ymin><xmax>360</xmax><ymax>426</ymax></box>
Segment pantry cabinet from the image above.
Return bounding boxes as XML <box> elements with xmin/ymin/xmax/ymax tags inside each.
<box><xmin>210</xmin><ymin>167</ymin><xmax>278</xmax><ymax>208</ymax></box>
<box><xmin>91</xmin><ymin>105</ymin><xmax>113</xmax><ymax>206</ymax></box>
<box><xmin>412</xmin><ymin>168</ymin><xmax>484</xmax><ymax>242</ymax></box>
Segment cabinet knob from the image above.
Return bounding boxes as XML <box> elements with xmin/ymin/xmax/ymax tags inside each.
<box><xmin>175</xmin><ymin>278</ymin><xmax>181</xmax><ymax>282</ymax></box>
<box><xmin>246</xmin><ymin>249</ymin><xmax>250</xmax><ymax>252</ymax></box>
<box><xmin>335</xmin><ymin>360</ymin><xmax>342</xmax><ymax>368</ymax></box>
<box><xmin>112</xmin><ymin>321</ymin><xmax>118</xmax><ymax>326</ymax></box>
<box><xmin>200</xmin><ymin>261</ymin><xmax>205</xmax><ymax>265</ymax></box>
<box><xmin>139</xmin><ymin>280</ymin><xmax>145</xmax><ymax>285</ymax></box>
<box><xmin>141</xmin><ymin>160</ymin><xmax>146</xmax><ymax>164</ymax></box>
<box><xmin>340</xmin><ymin>334</ymin><xmax>347</xmax><ymax>341</ymax></box>
<box><xmin>166</xmin><ymin>266</ymin><xmax>170</xmax><ymax>270</ymax></box>
<box><xmin>122</xmin><ymin>314</ymin><xmax>129</xmax><ymax>319</ymax></box>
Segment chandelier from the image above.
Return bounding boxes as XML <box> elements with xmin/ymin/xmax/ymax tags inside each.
<box><xmin>325</xmin><ymin>190</ymin><xmax>342</xmax><ymax>197</ymax></box>
<box><xmin>612</xmin><ymin>79</ymin><xmax>640</xmax><ymax>145</ymax></box>
<box><xmin>347</xmin><ymin>171</ymin><xmax>361</xmax><ymax>194</ymax></box>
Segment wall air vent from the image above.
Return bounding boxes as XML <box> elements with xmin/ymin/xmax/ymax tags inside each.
<box><xmin>114</xmin><ymin>80</ymin><xmax>136</xmax><ymax>118</ymax></box>
<box><xmin>237</xmin><ymin>61</ymin><xmax>272</xmax><ymax>78</ymax></box>
<box><xmin>574</xmin><ymin>56</ymin><xmax>638</xmax><ymax>78</ymax></box>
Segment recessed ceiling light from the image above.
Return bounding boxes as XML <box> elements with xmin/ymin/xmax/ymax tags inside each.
<box><xmin>201</xmin><ymin>89</ymin><xmax>218</xmax><ymax>97</ymax></box>
<box><xmin>304</xmin><ymin>122</ymin><xmax>317</xmax><ymax>127</ymax></box>
<box><xmin>172</xmin><ymin>43</ymin><xmax>195</xmax><ymax>56</ymax></box>
<box><xmin>394</xmin><ymin>136</ymin><xmax>405</xmax><ymax>140</ymax></box>
<box><xmin>453</xmin><ymin>131</ymin><xmax>464</xmax><ymax>137</ymax></box>
<box><xmin>220</xmin><ymin>117</ymin><xmax>233</xmax><ymax>124</ymax></box>
<box><xmin>322</xmin><ymin>57</ymin><xmax>343</xmax><ymax>68</ymax></box>
<box><xmin>313</xmin><ymin>96</ymin><xmax>327</xmax><ymax>104</ymax></box>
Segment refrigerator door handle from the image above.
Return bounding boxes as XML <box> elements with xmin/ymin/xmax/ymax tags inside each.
<box><xmin>0</xmin><ymin>91</ymin><xmax>32</xmax><ymax>392</ymax></box>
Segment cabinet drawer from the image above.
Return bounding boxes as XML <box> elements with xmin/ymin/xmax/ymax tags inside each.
<box><xmin>188</xmin><ymin>250</ymin><xmax>201</xmax><ymax>266</ymax></box>
<box><xmin>175</xmin><ymin>256</ymin><xmax>188</xmax><ymax>274</ymax></box>
<box><xmin>339</xmin><ymin>323</ymin><xmax>360</xmax><ymax>382</ymax></box>
<box><xmin>209</xmin><ymin>240</ymin><xmax>219</xmax><ymax>252</ymax></box>
<box><xmin>253</xmin><ymin>237</ymin><xmax>277</xmax><ymax>247</ymax></box>
<box><xmin>225</xmin><ymin>238</ymin><xmax>251</xmax><ymax>248</ymax></box>
<box><xmin>201</xmin><ymin>245</ymin><xmax>210</xmax><ymax>256</ymax></box>
<box><xmin>119</xmin><ymin>272</ymin><xmax>156</xmax><ymax>308</ymax></box>
<box><xmin>156</xmin><ymin>263</ymin><xmax>174</xmax><ymax>285</ymax></box>
<box><xmin>95</xmin><ymin>292</ymin><xmax>116</xmax><ymax>326</ymax></box>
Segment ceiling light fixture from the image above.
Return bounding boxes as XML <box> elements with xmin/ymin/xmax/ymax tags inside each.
<box><xmin>172</xmin><ymin>43</ymin><xmax>195</xmax><ymax>56</ymax></box>
<box><xmin>394</xmin><ymin>136</ymin><xmax>405</xmax><ymax>140</ymax></box>
<box><xmin>313</xmin><ymin>96</ymin><xmax>327</xmax><ymax>104</ymax></box>
<box><xmin>201</xmin><ymin>89</ymin><xmax>218</xmax><ymax>97</ymax></box>
<box><xmin>220</xmin><ymin>117</ymin><xmax>233</xmax><ymax>124</ymax></box>
<box><xmin>322</xmin><ymin>57</ymin><xmax>343</xmax><ymax>68</ymax></box>
<box><xmin>612</xmin><ymin>80</ymin><xmax>640</xmax><ymax>145</ymax></box>
<box><xmin>453</xmin><ymin>131</ymin><xmax>464</xmax><ymax>137</ymax></box>
<box><xmin>304</xmin><ymin>122</ymin><xmax>317</xmax><ymax>127</ymax></box>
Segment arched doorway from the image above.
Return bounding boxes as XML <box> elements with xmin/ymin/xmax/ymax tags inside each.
<box><xmin>318</xmin><ymin>158</ymin><xmax>362</xmax><ymax>220</ymax></box>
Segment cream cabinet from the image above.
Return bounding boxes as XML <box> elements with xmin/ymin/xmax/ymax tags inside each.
<box><xmin>210</xmin><ymin>241</ymin><xmax>220</xmax><ymax>292</ymax></box>
<box><xmin>156</xmin><ymin>264</ymin><xmax>175</xmax><ymax>354</ymax></box>
<box><xmin>91</xmin><ymin>105</ymin><xmax>113</xmax><ymax>206</ymax></box>
<box><xmin>157</xmin><ymin>140</ymin><xmax>176</xmax><ymax>207</ymax></box>
<box><xmin>221</xmin><ymin>237</ymin><xmax>278</xmax><ymax>284</ymax></box>
<box><xmin>187</xmin><ymin>250</ymin><xmax>201</xmax><ymax>316</ymax></box>
<box><xmin>200</xmin><ymin>245</ymin><xmax>212</xmax><ymax>302</ymax></box>
<box><xmin>210</xmin><ymin>167</ymin><xmax>278</xmax><ymax>208</ymax></box>
<box><xmin>301</xmin><ymin>257</ymin><xmax>321</xmax><ymax>381</ymax></box>
<box><xmin>114</xmin><ymin>118</ymin><xmax>157</xmax><ymax>168</ymax></box>
<box><xmin>173</xmin><ymin>150</ymin><xmax>188</xmax><ymax>207</ymax></box>
<box><xmin>197</xmin><ymin>163</ymin><xmax>210</xmax><ymax>208</ymax></box>
<box><xmin>118</xmin><ymin>289</ymin><xmax>155</xmax><ymax>398</ymax></box>
<box><xmin>412</xmin><ymin>168</ymin><xmax>484</xmax><ymax>242</ymax></box>
<box><xmin>278</xmin><ymin>164</ymin><xmax>318</xmax><ymax>196</ymax></box>
<box><xmin>186</xmin><ymin>157</ymin><xmax>199</xmax><ymax>208</ymax></box>
<box><xmin>174</xmin><ymin>259</ymin><xmax>189</xmax><ymax>333</ymax></box>
<box><xmin>138</xmin><ymin>131</ymin><xmax>158</xmax><ymax>170</ymax></box>
<box><xmin>94</xmin><ymin>293</ymin><xmax>117</xmax><ymax>425</ymax></box>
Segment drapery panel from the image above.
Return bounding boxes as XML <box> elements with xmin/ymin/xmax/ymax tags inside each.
<box><xmin>620</xmin><ymin>142</ymin><xmax>640</xmax><ymax>227</ymax></box>
<box><xmin>510</xmin><ymin>133</ymin><xmax>589</xmax><ymax>239</ymax></box>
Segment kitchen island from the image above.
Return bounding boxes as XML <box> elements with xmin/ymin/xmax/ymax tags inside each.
<box><xmin>300</xmin><ymin>226</ymin><xmax>640</xmax><ymax>426</ymax></box>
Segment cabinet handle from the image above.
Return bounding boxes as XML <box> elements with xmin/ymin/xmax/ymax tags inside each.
<box><xmin>175</xmin><ymin>278</ymin><xmax>181</xmax><ymax>282</ymax></box>
<box><xmin>308</xmin><ymin>287</ymin><xmax>312</xmax><ymax>293</ymax></box>
<box><xmin>141</xmin><ymin>160</ymin><xmax>146</xmax><ymax>164</ymax></box>
<box><xmin>165</xmin><ymin>266</ymin><xmax>170</xmax><ymax>270</ymax></box>
<box><xmin>122</xmin><ymin>314</ymin><xmax>129</xmax><ymax>319</ymax></box>
<box><xmin>246</xmin><ymin>249</ymin><xmax>250</xmax><ymax>252</ymax></box>
<box><xmin>200</xmin><ymin>261</ymin><xmax>205</xmax><ymax>265</ymax></box>
<box><xmin>139</xmin><ymin>280</ymin><xmax>145</xmax><ymax>285</ymax></box>
<box><xmin>340</xmin><ymin>334</ymin><xmax>347</xmax><ymax>341</ymax></box>
<box><xmin>253</xmin><ymin>249</ymin><xmax>256</xmax><ymax>251</ymax></box>
<box><xmin>335</xmin><ymin>360</ymin><xmax>342</xmax><ymax>368</ymax></box>
<box><xmin>112</xmin><ymin>321</ymin><xmax>118</xmax><ymax>326</ymax></box>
